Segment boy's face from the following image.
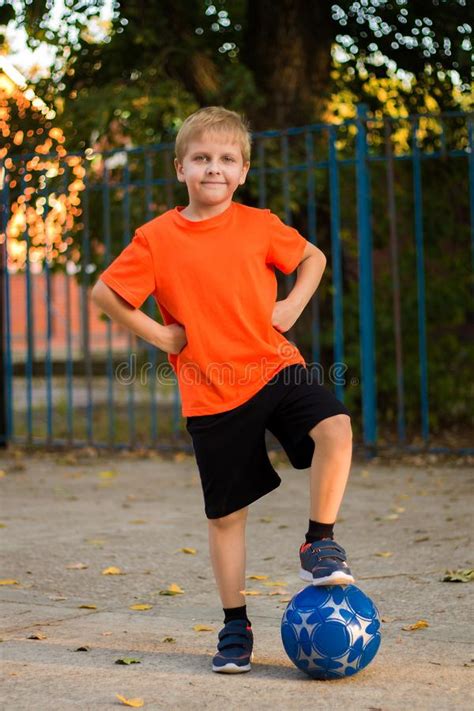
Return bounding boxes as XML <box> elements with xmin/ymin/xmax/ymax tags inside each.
<box><xmin>174</xmin><ymin>131</ymin><xmax>250</xmax><ymax>210</ymax></box>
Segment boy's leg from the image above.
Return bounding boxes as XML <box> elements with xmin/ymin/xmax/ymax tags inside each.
<box><xmin>208</xmin><ymin>506</ymin><xmax>254</xmax><ymax>674</ymax></box>
<box><xmin>299</xmin><ymin>413</ymin><xmax>355</xmax><ymax>585</ymax></box>
<box><xmin>307</xmin><ymin>414</ymin><xmax>352</xmax><ymax>523</ymax></box>
<box><xmin>208</xmin><ymin>505</ymin><xmax>249</xmax><ymax>608</ymax></box>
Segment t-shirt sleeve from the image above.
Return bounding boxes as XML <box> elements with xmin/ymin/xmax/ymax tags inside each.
<box><xmin>99</xmin><ymin>228</ymin><xmax>156</xmax><ymax>308</ymax></box>
<box><xmin>265</xmin><ymin>210</ymin><xmax>307</xmax><ymax>274</ymax></box>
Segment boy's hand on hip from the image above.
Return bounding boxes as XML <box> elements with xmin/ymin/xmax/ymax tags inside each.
<box><xmin>161</xmin><ymin>323</ymin><xmax>188</xmax><ymax>355</ymax></box>
<box><xmin>271</xmin><ymin>298</ymin><xmax>302</xmax><ymax>334</ymax></box>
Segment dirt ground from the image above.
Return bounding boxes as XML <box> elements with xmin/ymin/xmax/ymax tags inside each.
<box><xmin>1</xmin><ymin>446</ymin><xmax>473</xmax><ymax>710</ymax></box>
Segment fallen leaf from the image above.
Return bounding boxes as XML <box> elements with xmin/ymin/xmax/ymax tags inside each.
<box><xmin>102</xmin><ymin>566</ymin><xmax>124</xmax><ymax>575</ymax></box>
<box><xmin>0</xmin><ymin>523</ymin><xmax>7</xmax><ymax>528</ymax></box>
<box><xmin>161</xmin><ymin>637</ymin><xmax>176</xmax><ymax>643</ymax></box>
<box><xmin>176</xmin><ymin>547</ymin><xmax>197</xmax><ymax>555</ymax></box>
<box><xmin>383</xmin><ymin>514</ymin><xmax>399</xmax><ymax>521</ymax></box>
<box><xmin>441</xmin><ymin>569</ymin><xmax>474</xmax><ymax>583</ymax></box>
<box><xmin>246</xmin><ymin>574</ymin><xmax>269</xmax><ymax>580</ymax></box>
<box><xmin>48</xmin><ymin>595</ymin><xmax>67</xmax><ymax>601</ymax></box>
<box><xmin>279</xmin><ymin>597</ymin><xmax>291</xmax><ymax>603</ymax></box>
<box><xmin>414</xmin><ymin>536</ymin><xmax>430</xmax><ymax>543</ymax></box>
<box><xmin>0</xmin><ymin>470</ymin><xmax>7</xmax><ymax>478</ymax></box>
<box><xmin>259</xmin><ymin>516</ymin><xmax>272</xmax><ymax>523</ymax></box>
<box><xmin>27</xmin><ymin>632</ymin><xmax>46</xmax><ymax>640</ymax></box>
<box><xmin>115</xmin><ymin>658</ymin><xmax>141</xmax><ymax>665</ymax></box>
<box><xmin>79</xmin><ymin>604</ymin><xmax>97</xmax><ymax>609</ymax></box>
<box><xmin>392</xmin><ymin>506</ymin><xmax>406</xmax><ymax>513</ymax></box>
<box><xmin>267</xmin><ymin>589</ymin><xmax>288</xmax><ymax>596</ymax></box>
<box><xmin>99</xmin><ymin>470</ymin><xmax>117</xmax><ymax>479</ymax></box>
<box><xmin>402</xmin><ymin>620</ymin><xmax>429</xmax><ymax>631</ymax></box>
<box><xmin>0</xmin><ymin>579</ymin><xmax>19</xmax><ymax>586</ymax></box>
<box><xmin>239</xmin><ymin>589</ymin><xmax>263</xmax><ymax>596</ymax></box>
<box><xmin>262</xmin><ymin>580</ymin><xmax>288</xmax><ymax>587</ymax></box>
<box><xmin>374</xmin><ymin>552</ymin><xmax>393</xmax><ymax>558</ymax></box>
<box><xmin>158</xmin><ymin>583</ymin><xmax>184</xmax><ymax>596</ymax></box>
<box><xmin>66</xmin><ymin>562</ymin><xmax>88</xmax><ymax>570</ymax></box>
<box><xmin>193</xmin><ymin>624</ymin><xmax>215</xmax><ymax>632</ymax></box>
<box><xmin>115</xmin><ymin>694</ymin><xmax>144</xmax><ymax>708</ymax></box>
<box><xmin>129</xmin><ymin>604</ymin><xmax>153</xmax><ymax>611</ymax></box>
<box><xmin>173</xmin><ymin>452</ymin><xmax>187</xmax><ymax>462</ymax></box>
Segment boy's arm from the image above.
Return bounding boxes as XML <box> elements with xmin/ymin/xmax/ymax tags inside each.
<box><xmin>91</xmin><ymin>280</ymin><xmax>186</xmax><ymax>355</ymax></box>
<box><xmin>272</xmin><ymin>241</ymin><xmax>327</xmax><ymax>334</ymax></box>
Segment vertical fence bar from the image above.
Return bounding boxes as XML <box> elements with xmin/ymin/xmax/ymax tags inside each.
<box><xmin>81</xmin><ymin>173</ymin><xmax>94</xmax><ymax>445</ymax></box>
<box><xmin>328</xmin><ymin>126</ymin><xmax>345</xmax><ymax>402</ymax></box>
<box><xmin>122</xmin><ymin>158</ymin><xmax>136</xmax><ymax>447</ymax></box>
<box><xmin>280</xmin><ymin>133</ymin><xmax>294</xmax><ymax>295</ymax></box>
<box><xmin>384</xmin><ymin>120</ymin><xmax>406</xmax><ymax>444</ymax></box>
<box><xmin>144</xmin><ymin>151</ymin><xmax>159</xmax><ymax>445</ymax></box>
<box><xmin>412</xmin><ymin>118</ymin><xmax>430</xmax><ymax>442</ymax></box>
<box><xmin>2</xmin><ymin>172</ymin><xmax>13</xmax><ymax>443</ymax></box>
<box><xmin>62</xmin><ymin>164</ymin><xmax>74</xmax><ymax>444</ymax></box>
<box><xmin>257</xmin><ymin>138</ymin><xmax>267</xmax><ymax>208</ymax></box>
<box><xmin>0</xmin><ymin>160</ymin><xmax>11</xmax><ymax>446</ymax></box>
<box><xmin>468</xmin><ymin>116</ymin><xmax>474</xmax><ymax>287</ymax></box>
<box><xmin>103</xmin><ymin>164</ymin><xmax>115</xmax><ymax>446</ymax></box>
<box><xmin>65</xmin><ymin>265</ymin><xmax>74</xmax><ymax>443</ymax></box>
<box><xmin>355</xmin><ymin>104</ymin><xmax>377</xmax><ymax>451</ymax></box>
<box><xmin>22</xmin><ymin>166</ymin><xmax>34</xmax><ymax>445</ymax></box>
<box><xmin>305</xmin><ymin>130</ymin><xmax>321</xmax><ymax>367</ymax></box>
<box><xmin>161</xmin><ymin>149</ymin><xmax>180</xmax><ymax>435</ymax></box>
<box><xmin>43</xmin><ymin>173</ymin><xmax>53</xmax><ymax>444</ymax></box>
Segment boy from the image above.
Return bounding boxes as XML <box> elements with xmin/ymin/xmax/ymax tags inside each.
<box><xmin>91</xmin><ymin>106</ymin><xmax>354</xmax><ymax>674</ymax></box>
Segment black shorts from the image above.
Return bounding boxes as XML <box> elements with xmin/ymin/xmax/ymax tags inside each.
<box><xmin>185</xmin><ymin>364</ymin><xmax>351</xmax><ymax>519</ymax></box>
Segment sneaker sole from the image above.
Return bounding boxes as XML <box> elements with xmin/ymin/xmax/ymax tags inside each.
<box><xmin>212</xmin><ymin>652</ymin><xmax>254</xmax><ymax>674</ymax></box>
<box><xmin>299</xmin><ymin>568</ymin><xmax>355</xmax><ymax>586</ymax></box>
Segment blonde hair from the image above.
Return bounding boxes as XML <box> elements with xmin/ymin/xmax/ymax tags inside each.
<box><xmin>175</xmin><ymin>106</ymin><xmax>251</xmax><ymax>163</ymax></box>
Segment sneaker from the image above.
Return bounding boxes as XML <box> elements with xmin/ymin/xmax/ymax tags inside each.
<box><xmin>299</xmin><ymin>538</ymin><xmax>355</xmax><ymax>586</ymax></box>
<box><xmin>212</xmin><ymin>619</ymin><xmax>254</xmax><ymax>673</ymax></box>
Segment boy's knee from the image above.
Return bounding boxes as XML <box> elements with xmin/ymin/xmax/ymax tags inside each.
<box><xmin>208</xmin><ymin>506</ymin><xmax>248</xmax><ymax>528</ymax></box>
<box><xmin>308</xmin><ymin>414</ymin><xmax>352</xmax><ymax>446</ymax></box>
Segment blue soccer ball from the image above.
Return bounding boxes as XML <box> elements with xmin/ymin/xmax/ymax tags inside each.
<box><xmin>281</xmin><ymin>584</ymin><xmax>381</xmax><ymax>680</ymax></box>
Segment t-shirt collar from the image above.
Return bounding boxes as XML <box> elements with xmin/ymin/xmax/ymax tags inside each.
<box><xmin>172</xmin><ymin>201</ymin><xmax>235</xmax><ymax>230</ymax></box>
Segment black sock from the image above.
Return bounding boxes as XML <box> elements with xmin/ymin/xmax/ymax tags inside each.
<box><xmin>305</xmin><ymin>518</ymin><xmax>335</xmax><ymax>543</ymax></box>
<box><xmin>223</xmin><ymin>604</ymin><xmax>251</xmax><ymax>626</ymax></box>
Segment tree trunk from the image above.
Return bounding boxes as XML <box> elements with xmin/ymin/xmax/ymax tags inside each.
<box><xmin>242</xmin><ymin>0</ymin><xmax>335</xmax><ymax>129</ymax></box>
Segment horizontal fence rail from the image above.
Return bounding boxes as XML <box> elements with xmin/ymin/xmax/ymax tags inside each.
<box><xmin>1</xmin><ymin>107</ymin><xmax>473</xmax><ymax>456</ymax></box>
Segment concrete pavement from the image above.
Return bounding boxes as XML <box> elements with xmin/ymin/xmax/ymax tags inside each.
<box><xmin>1</xmin><ymin>447</ymin><xmax>473</xmax><ymax>710</ymax></box>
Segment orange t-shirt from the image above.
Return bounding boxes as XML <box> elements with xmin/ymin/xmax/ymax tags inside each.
<box><xmin>100</xmin><ymin>201</ymin><xmax>308</xmax><ymax>416</ymax></box>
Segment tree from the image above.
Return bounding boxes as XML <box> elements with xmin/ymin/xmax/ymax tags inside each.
<box><xmin>1</xmin><ymin>0</ymin><xmax>471</xmax><ymax>146</ymax></box>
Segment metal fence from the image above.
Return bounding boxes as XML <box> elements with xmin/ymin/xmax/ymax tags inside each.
<box><xmin>1</xmin><ymin>105</ymin><xmax>473</xmax><ymax>455</ymax></box>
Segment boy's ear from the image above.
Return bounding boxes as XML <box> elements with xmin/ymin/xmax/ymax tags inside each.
<box><xmin>239</xmin><ymin>161</ymin><xmax>250</xmax><ymax>185</ymax></box>
<box><xmin>174</xmin><ymin>157</ymin><xmax>185</xmax><ymax>182</ymax></box>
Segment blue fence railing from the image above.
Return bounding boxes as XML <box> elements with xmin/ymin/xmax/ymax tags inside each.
<box><xmin>1</xmin><ymin>107</ymin><xmax>473</xmax><ymax>456</ymax></box>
